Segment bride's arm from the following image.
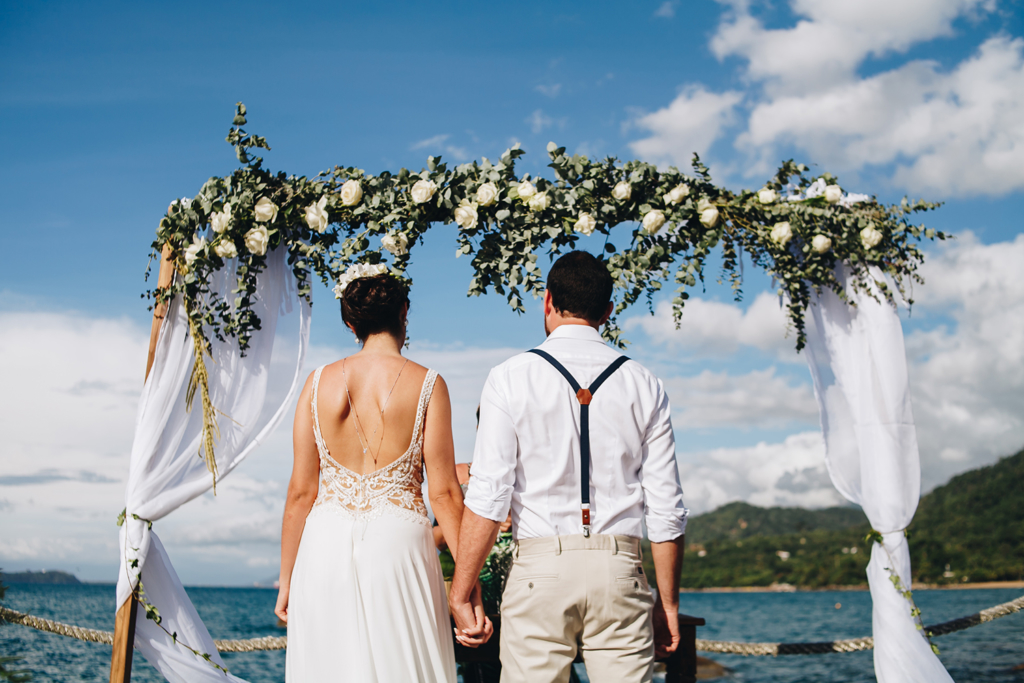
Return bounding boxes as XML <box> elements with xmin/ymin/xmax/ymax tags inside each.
<box><xmin>422</xmin><ymin>376</ymin><xmax>466</xmax><ymax>560</ymax></box>
<box><xmin>275</xmin><ymin>372</ymin><xmax>320</xmax><ymax>623</ymax></box>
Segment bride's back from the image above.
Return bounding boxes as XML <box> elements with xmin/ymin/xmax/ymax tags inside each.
<box><xmin>314</xmin><ymin>353</ymin><xmax>430</xmax><ymax>474</ymax></box>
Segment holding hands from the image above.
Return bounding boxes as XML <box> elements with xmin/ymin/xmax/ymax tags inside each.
<box><xmin>448</xmin><ymin>581</ymin><xmax>494</xmax><ymax>648</ymax></box>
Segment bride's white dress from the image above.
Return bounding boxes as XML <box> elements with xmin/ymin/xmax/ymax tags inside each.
<box><xmin>286</xmin><ymin>366</ymin><xmax>456</xmax><ymax>682</ymax></box>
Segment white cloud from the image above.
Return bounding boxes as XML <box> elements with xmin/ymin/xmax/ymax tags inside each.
<box><xmin>633</xmin><ymin>0</ymin><xmax>1024</xmax><ymax>195</ymax></box>
<box><xmin>654</xmin><ymin>1</ymin><xmax>678</xmax><ymax>19</ymax></box>
<box><xmin>666</xmin><ymin>367</ymin><xmax>818</xmax><ymax>430</ymax></box>
<box><xmin>628</xmin><ymin>85</ymin><xmax>743</xmax><ymax>168</ymax></box>
<box><xmin>410</xmin><ymin>134</ymin><xmax>450</xmax><ymax>150</ymax></box>
<box><xmin>526</xmin><ymin>109</ymin><xmax>554</xmax><ymax>134</ymax></box>
<box><xmin>905</xmin><ymin>232</ymin><xmax>1024</xmax><ymax>488</ymax></box>
<box><xmin>625</xmin><ymin>291</ymin><xmax>798</xmax><ymax>360</ymax></box>
<box><xmin>739</xmin><ymin>35</ymin><xmax>1024</xmax><ymax>194</ymax></box>
<box><xmin>679</xmin><ymin>432</ymin><xmax>844</xmax><ymax>513</ymax></box>
<box><xmin>711</xmin><ymin>0</ymin><xmax>994</xmax><ymax>93</ymax></box>
<box><xmin>409</xmin><ymin>133</ymin><xmax>468</xmax><ymax>161</ymax></box>
<box><xmin>535</xmin><ymin>83</ymin><xmax>562</xmax><ymax>98</ymax></box>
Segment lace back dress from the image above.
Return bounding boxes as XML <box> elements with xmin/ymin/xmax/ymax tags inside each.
<box><xmin>286</xmin><ymin>365</ymin><xmax>456</xmax><ymax>683</ymax></box>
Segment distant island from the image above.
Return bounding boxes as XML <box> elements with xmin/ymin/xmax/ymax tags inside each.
<box><xmin>640</xmin><ymin>446</ymin><xmax>1024</xmax><ymax>590</ymax></box>
<box><xmin>0</xmin><ymin>570</ymin><xmax>81</xmax><ymax>585</ymax></box>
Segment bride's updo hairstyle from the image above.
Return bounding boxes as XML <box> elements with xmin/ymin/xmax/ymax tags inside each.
<box><xmin>340</xmin><ymin>274</ymin><xmax>410</xmax><ymax>342</ymax></box>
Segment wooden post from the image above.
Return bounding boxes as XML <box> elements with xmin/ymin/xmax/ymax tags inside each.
<box><xmin>110</xmin><ymin>244</ymin><xmax>175</xmax><ymax>683</ymax></box>
<box><xmin>664</xmin><ymin>613</ymin><xmax>706</xmax><ymax>683</ymax></box>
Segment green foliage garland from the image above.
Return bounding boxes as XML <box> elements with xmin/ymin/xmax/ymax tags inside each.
<box><xmin>148</xmin><ymin>103</ymin><xmax>945</xmax><ymax>353</ymax></box>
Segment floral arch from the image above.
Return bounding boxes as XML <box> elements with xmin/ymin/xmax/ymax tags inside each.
<box><xmin>117</xmin><ymin>103</ymin><xmax>950</xmax><ymax>683</ymax></box>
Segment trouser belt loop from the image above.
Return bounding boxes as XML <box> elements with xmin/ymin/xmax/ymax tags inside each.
<box><xmin>613</xmin><ymin>536</ymin><xmax>619</xmax><ymax>555</ymax></box>
<box><xmin>555</xmin><ymin>536</ymin><xmax>562</xmax><ymax>556</ymax></box>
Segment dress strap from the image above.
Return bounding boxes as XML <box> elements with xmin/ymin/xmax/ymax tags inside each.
<box><xmin>410</xmin><ymin>369</ymin><xmax>439</xmax><ymax>446</ymax></box>
<box><xmin>310</xmin><ymin>365</ymin><xmax>329</xmax><ymax>457</ymax></box>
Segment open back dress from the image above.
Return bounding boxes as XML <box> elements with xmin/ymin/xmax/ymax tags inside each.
<box><xmin>286</xmin><ymin>365</ymin><xmax>456</xmax><ymax>682</ymax></box>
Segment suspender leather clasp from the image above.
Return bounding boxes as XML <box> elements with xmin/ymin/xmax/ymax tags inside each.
<box><xmin>576</xmin><ymin>388</ymin><xmax>592</xmax><ymax>405</ymax></box>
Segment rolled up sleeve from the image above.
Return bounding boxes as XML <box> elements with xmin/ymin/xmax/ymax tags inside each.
<box><xmin>464</xmin><ymin>367</ymin><xmax>518</xmax><ymax>523</ymax></box>
<box><xmin>639</xmin><ymin>381</ymin><xmax>688</xmax><ymax>543</ymax></box>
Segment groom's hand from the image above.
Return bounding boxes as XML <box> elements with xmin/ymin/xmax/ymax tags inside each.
<box><xmin>652</xmin><ymin>599</ymin><xmax>680</xmax><ymax>659</ymax></box>
<box><xmin>450</xmin><ymin>581</ymin><xmax>492</xmax><ymax>647</ymax></box>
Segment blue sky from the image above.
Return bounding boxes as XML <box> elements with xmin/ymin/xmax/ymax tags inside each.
<box><xmin>2</xmin><ymin>0</ymin><xmax>1023</xmax><ymax>584</ymax></box>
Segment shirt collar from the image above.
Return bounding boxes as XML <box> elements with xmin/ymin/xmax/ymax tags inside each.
<box><xmin>545</xmin><ymin>324</ymin><xmax>606</xmax><ymax>344</ymax></box>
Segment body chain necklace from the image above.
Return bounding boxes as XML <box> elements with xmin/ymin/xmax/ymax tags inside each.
<box><xmin>341</xmin><ymin>357</ymin><xmax>409</xmax><ymax>471</ymax></box>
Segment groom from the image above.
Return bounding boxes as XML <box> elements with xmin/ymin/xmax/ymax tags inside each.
<box><xmin>450</xmin><ymin>251</ymin><xmax>689</xmax><ymax>683</ymax></box>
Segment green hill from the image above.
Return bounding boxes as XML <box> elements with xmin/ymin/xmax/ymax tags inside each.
<box><xmin>908</xmin><ymin>447</ymin><xmax>1024</xmax><ymax>583</ymax></box>
<box><xmin>0</xmin><ymin>570</ymin><xmax>80</xmax><ymax>585</ymax></box>
<box><xmin>643</xmin><ymin>447</ymin><xmax>1024</xmax><ymax>589</ymax></box>
<box><xmin>683</xmin><ymin>501</ymin><xmax>867</xmax><ymax>546</ymax></box>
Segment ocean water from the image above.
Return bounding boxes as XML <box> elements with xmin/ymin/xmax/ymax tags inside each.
<box><xmin>1</xmin><ymin>583</ymin><xmax>1021</xmax><ymax>682</ymax></box>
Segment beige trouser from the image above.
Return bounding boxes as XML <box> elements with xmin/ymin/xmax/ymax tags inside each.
<box><xmin>498</xmin><ymin>534</ymin><xmax>654</xmax><ymax>683</ymax></box>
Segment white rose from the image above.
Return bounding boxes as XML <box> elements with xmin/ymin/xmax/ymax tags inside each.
<box><xmin>612</xmin><ymin>181</ymin><xmax>632</xmax><ymax>202</ymax></box>
<box><xmin>697</xmin><ymin>198</ymin><xmax>719</xmax><ymax>227</ymax></box>
<box><xmin>575</xmin><ymin>212</ymin><xmax>597</xmax><ymax>236</ymax></box>
<box><xmin>528</xmin><ymin>192</ymin><xmax>551</xmax><ymax>212</ymax></box>
<box><xmin>642</xmin><ymin>209</ymin><xmax>666</xmax><ymax>235</ymax></box>
<box><xmin>476</xmin><ymin>182</ymin><xmax>499</xmax><ymax>207</ymax></box>
<box><xmin>758</xmin><ymin>188</ymin><xmax>777</xmax><ymax>204</ymax></box>
<box><xmin>517</xmin><ymin>180</ymin><xmax>537</xmax><ymax>201</ymax></box>
<box><xmin>860</xmin><ymin>225</ymin><xmax>883</xmax><ymax>249</ymax></box>
<box><xmin>381</xmin><ymin>232</ymin><xmax>409</xmax><ymax>256</ymax></box>
<box><xmin>811</xmin><ymin>234</ymin><xmax>832</xmax><ymax>254</ymax></box>
<box><xmin>184</xmin><ymin>236</ymin><xmax>207</xmax><ymax>267</ymax></box>
<box><xmin>770</xmin><ymin>221</ymin><xmax>793</xmax><ymax>246</ymax></box>
<box><xmin>254</xmin><ymin>197</ymin><xmax>279</xmax><ymax>223</ymax></box>
<box><xmin>665</xmin><ymin>183</ymin><xmax>689</xmax><ymax>205</ymax></box>
<box><xmin>824</xmin><ymin>184</ymin><xmax>843</xmax><ymax>204</ymax></box>
<box><xmin>244</xmin><ymin>225</ymin><xmax>269</xmax><ymax>256</ymax></box>
<box><xmin>214</xmin><ymin>239</ymin><xmax>238</xmax><ymax>259</ymax></box>
<box><xmin>211</xmin><ymin>204</ymin><xmax>232</xmax><ymax>234</ymax></box>
<box><xmin>304</xmin><ymin>196</ymin><xmax>329</xmax><ymax>233</ymax></box>
<box><xmin>340</xmin><ymin>179</ymin><xmax>363</xmax><ymax>207</ymax></box>
<box><xmin>180</xmin><ymin>197</ymin><xmax>192</xmax><ymax>210</ymax></box>
<box><xmin>699</xmin><ymin>206</ymin><xmax>719</xmax><ymax>228</ymax></box>
<box><xmin>454</xmin><ymin>202</ymin><xmax>479</xmax><ymax>229</ymax></box>
<box><xmin>411</xmin><ymin>179</ymin><xmax>438</xmax><ymax>204</ymax></box>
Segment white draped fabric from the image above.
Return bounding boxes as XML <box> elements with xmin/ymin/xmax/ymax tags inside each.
<box><xmin>803</xmin><ymin>265</ymin><xmax>952</xmax><ymax>683</ymax></box>
<box><xmin>116</xmin><ymin>248</ymin><xmax>310</xmax><ymax>683</ymax></box>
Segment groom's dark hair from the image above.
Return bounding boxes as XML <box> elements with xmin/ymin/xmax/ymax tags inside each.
<box><xmin>547</xmin><ymin>251</ymin><xmax>613</xmax><ymax>323</ymax></box>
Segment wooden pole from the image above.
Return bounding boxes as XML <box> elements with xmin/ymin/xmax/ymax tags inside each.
<box><xmin>110</xmin><ymin>244</ymin><xmax>175</xmax><ymax>683</ymax></box>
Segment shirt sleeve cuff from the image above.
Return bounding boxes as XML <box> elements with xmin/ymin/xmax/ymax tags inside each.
<box><xmin>464</xmin><ymin>479</ymin><xmax>513</xmax><ymax>524</ymax></box>
<box><xmin>646</xmin><ymin>507</ymin><xmax>689</xmax><ymax>543</ymax></box>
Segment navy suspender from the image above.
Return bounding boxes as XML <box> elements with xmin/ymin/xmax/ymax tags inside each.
<box><xmin>527</xmin><ymin>349</ymin><xmax>630</xmax><ymax>537</ymax></box>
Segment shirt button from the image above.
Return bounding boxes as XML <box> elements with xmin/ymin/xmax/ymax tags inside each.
<box><xmin>528</xmin><ymin>582</ymin><xmax>534</xmax><ymax>589</ymax></box>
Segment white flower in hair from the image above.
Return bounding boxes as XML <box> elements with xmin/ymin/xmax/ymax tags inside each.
<box><xmin>333</xmin><ymin>263</ymin><xmax>389</xmax><ymax>299</ymax></box>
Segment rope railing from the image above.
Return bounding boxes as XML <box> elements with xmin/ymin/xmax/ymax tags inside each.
<box><xmin>2</xmin><ymin>593</ymin><xmax>1022</xmax><ymax>656</ymax></box>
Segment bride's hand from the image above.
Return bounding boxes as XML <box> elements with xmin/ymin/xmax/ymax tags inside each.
<box><xmin>274</xmin><ymin>584</ymin><xmax>290</xmax><ymax>623</ymax></box>
<box><xmin>453</xmin><ymin>582</ymin><xmax>492</xmax><ymax>647</ymax></box>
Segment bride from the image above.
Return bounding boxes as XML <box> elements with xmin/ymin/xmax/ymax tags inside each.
<box><xmin>275</xmin><ymin>266</ymin><xmax>492</xmax><ymax>681</ymax></box>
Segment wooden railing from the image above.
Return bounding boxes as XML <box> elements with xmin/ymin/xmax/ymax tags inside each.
<box><xmin>454</xmin><ymin>613</ymin><xmax>706</xmax><ymax>683</ymax></box>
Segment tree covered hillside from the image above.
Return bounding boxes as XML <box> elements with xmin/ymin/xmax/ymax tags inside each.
<box><xmin>650</xmin><ymin>447</ymin><xmax>1024</xmax><ymax>589</ymax></box>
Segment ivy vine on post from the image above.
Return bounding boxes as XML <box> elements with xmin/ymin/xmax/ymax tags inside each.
<box><xmin>146</xmin><ymin>102</ymin><xmax>946</xmax><ymax>487</ymax></box>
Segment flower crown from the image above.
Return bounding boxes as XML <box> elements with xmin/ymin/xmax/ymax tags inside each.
<box><xmin>333</xmin><ymin>263</ymin><xmax>390</xmax><ymax>299</ymax></box>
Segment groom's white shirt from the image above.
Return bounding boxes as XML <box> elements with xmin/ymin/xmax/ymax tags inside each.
<box><xmin>465</xmin><ymin>324</ymin><xmax>688</xmax><ymax>543</ymax></box>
